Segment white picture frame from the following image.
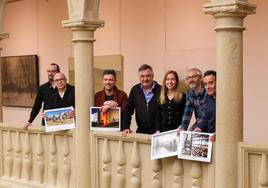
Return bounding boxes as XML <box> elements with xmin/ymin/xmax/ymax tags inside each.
<box><xmin>151</xmin><ymin>130</ymin><xmax>179</xmax><ymax>160</ymax></box>
<box><xmin>178</xmin><ymin>131</ymin><xmax>213</xmax><ymax>163</ymax></box>
<box><xmin>44</xmin><ymin>106</ymin><xmax>75</xmax><ymax>132</ymax></box>
<box><xmin>90</xmin><ymin>106</ymin><xmax>121</xmax><ymax>132</ymax></box>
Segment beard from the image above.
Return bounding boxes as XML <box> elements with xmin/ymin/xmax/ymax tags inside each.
<box><xmin>189</xmin><ymin>82</ymin><xmax>197</xmax><ymax>89</ymax></box>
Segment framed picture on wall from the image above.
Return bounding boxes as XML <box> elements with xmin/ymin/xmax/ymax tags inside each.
<box><xmin>1</xmin><ymin>55</ymin><xmax>39</xmax><ymax>107</ymax></box>
<box><xmin>89</xmin><ymin>106</ymin><xmax>121</xmax><ymax>132</ymax></box>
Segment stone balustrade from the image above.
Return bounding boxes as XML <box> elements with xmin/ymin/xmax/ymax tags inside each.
<box><xmin>0</xmin><ymin>124</ymin><xmax>74</xmax><ymax>188</ymax></box>
<box><xmin>0</xmin><ymin>123</ymin><xmax>216</xmax><ymax>188</ymax></box>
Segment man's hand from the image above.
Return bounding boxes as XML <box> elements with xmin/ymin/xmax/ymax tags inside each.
<box><xmin>176</xmin><ymin>126</ymin><xmax>184</xmax><ymax>136</ymax></box>
<box><xmin>192</xmin><ymin>127</ymin><xmax>202</xmax><ymax>132</ymax></box>
<box><xmin>122</xmin><ymin>129</ymin><xmax>131</xmax><ymax>137</ymax></box>
<box><xmin>68</xmin><ymin>109</ymin><xmax>75</xmax><ymax>118</ymax></box>
<box><xmin>210</xmin><ymin>133</ymin><xmax>216</xmax><ymax>142</ymax></box>
<box><xmin>23</xmin><ymin>122</ymin><xmax>31</xmax><ymax>130</ymax></box>
<box><xmin>103</xmin><ymin>100</ymin><xmax>118</xmax><ymax>108</ymax></box>
<box><xmin>100</xmin><ymin>105</ymin><xmax>110</xmax><ymax>113</ymax></box>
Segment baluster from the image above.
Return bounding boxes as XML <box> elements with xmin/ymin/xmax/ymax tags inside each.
<box><xmin>49</xmin><ymin>134</ymin><xmax>58</xmax><ymax>185</ymax></box>
<box><xmin>191</xmin><ymin>162</ymin><xmax>202</xmax><ymax>188</ymax></box>
<box><xmin>152</xmin><ymin>159</ymin><xmax>162</xmax><ymax>188</ymax></box>
<box><xmin>116</xmin><ymin>140</ymin><xmax>126</xmax><ymax>188</ymax></box>
<box><xmin>13</xmin><ymin>131</ymin><xmax>22</xmax><ymax>179</ymax></box>
<box><xmin>5</xmin><ymin>130</ymin><xmax>13</xmax><ymax>177</ymax></box>
<box><xmin>102</xmin><ymin>138</ymin><xmax>111</xmax><ymax>188</ymax></box>
<box><xmin>130</xmin><ymin>141</ymin><xmax>141</xmax><ymax>188</ymax></box>
<box><xmin>172</xmin><ymin>159</ymin><xmax>183</xmax><ymax>188</ymax></box>
<box><xmin>23</xmin><ymin>132</ymin><xmax>32</xmax><ymax>181</ymax></box>
<box><xmin>62</xmin><ymin>135</ymin><xmax>71</xmax><ymax>188</ymax></box>
<box><xmin>258</xmin><ymin>154</ymin><xmax>268</xmax><ymax>188</ymax></box>
<box><xmin>36</xmin><ymin>133</ymin><xmax>44</xmax><ymax>183</ymax></box>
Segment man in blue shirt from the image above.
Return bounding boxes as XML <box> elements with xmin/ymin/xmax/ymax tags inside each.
<box><xmin>177</xmin><ymin>68</ymin><xmax>207</xmax><ymax>132</ymax></box>
<box><xmin>193</xmin><ymin>70</ymin><xmax>216</xmax><ymax>135</ymax></box>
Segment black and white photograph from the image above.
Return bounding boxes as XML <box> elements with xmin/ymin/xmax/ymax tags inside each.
<box><xmin>90</xmin><ymin>107</ymin><xmax>121</xmax><ymax>132</ymax></box>
<box><xmin>44</xmin><ymin>106</ymin><xmax>75</xmax><ymax>132</ymax></box>
<box><xmin>178</xmin><ymin>131</ymin><xmax>213</xmax><ymax>162</ymax></box>
<box><xmin>151</xmin><ymin>130</ymin><xmax>179</xmax><ymax>160</ymax></box>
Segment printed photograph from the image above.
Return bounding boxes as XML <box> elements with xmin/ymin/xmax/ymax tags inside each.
<box><xmin>90</xmin><ymin>107</ymin><xmax>121</xmax><ymax>131</ymax></box>
<box><xmin>178</xmin><ymin>131</ymin><xmax>213</xmax><ymax>162</ymax></box>
<box><xmin>151</xmin><ymin>130</ymin><xmax>179</xmax><ymax>160</ymax></box>
<box><xmin>44</xmin><ymin>107</ymin><xmax>75</xmax><ymax>132</ymax></box>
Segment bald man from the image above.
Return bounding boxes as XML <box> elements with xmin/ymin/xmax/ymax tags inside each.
<box><xmin>46</xmin><ymin>72</ymin><xmax>75</xmax><ymax>110</ymax></box>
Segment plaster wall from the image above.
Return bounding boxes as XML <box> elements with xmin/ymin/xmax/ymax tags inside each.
<box><xmin>0</xmin><ymin>0</ymin><xmax>266</xmax><ymax>145</ymax></box>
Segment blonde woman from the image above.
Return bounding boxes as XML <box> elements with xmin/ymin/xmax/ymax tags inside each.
<box><xmin>155</xmin><ymin>70</ymin><xmax>186</xmax><ymax>133</ymax></box>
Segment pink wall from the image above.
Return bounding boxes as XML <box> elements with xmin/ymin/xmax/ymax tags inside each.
<box><xmin>1</xmin><ymin>0</ymin><xmax>267</xmax><ymax>145</ymax></box>
<box><xmin>1</xmin><ymin>0</ymin><xmax>70</xmax><ymax>126</ymax></box>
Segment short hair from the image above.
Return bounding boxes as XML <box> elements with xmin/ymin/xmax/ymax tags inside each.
<box><xmin>103</xmin><ymin>69</ymin><xmax>116</xmax><ymax>80</ymax></box>
<box><xmin>204</xmin><ymin>70</ymin><xmax>216</xmax><ymax>79</ymax></box>
<box><xmin>188</xmin><ymin>68</ymin><xmax>202</xmax><ymax>76</ymax></box>
<box><xmin>50</xmin><ymin>63</ymin><xmax>60</xmax><ymax>72</ymax></box>
<box><xmin>138</xmin><ymin>64</ymin><xmax>153</xmax><ymax>72</ymax></box>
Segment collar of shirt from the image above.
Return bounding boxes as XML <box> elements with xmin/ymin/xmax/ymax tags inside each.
<box><xmin>140</xmin><ymin>81</ymin><xmax>156</xmax><ymax>104</ymax></box>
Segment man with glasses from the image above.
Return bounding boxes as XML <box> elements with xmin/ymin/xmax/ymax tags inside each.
<box><xmin>46</xmin><ymin>72</ymin><xmax>75</xmax><ymax>110</ymax></box>
<box><xmin>177</xmin><ymin>68</ymin><xmax>207</xmax><ymax>132</ymax></box>
<box><xmin>24</xmin><ymin>63</ymin><xmax>60</xmax><ymax>129</ymax></box>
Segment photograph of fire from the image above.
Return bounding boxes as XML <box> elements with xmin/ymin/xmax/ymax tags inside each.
<box><xmin>90</xmin><ymin>107</ymin><xmax>121</xmax><ymax>131</ymax></box>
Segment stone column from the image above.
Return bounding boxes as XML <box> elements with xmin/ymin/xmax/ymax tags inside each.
<box><xmin>0</xmin><ymin>0</ymin><xmax>9</xmax><ymax>122</ymax></box>
<box><xmin>203</xmin><ymin>1</ymin><xmax>256</xmax><ymax>188</ymax></box>
<box><xmin>62</xmin><ymin>1</ymin><xmax>104</xmax><ymax>187</ymax></box>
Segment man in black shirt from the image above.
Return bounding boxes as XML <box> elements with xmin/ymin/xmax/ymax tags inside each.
<box><xmin>122</xmin><ymin>64</ymin><xmax>161</xmax><ymax>135</ymax></box>
<box><xmin>23</xmin><ymin>63</ymin><xmax>60</xmax><ymax>129</ymax></box>
<box><xmin>46</xmin><ymin>72</ymin><xmax>75</xmax><ymax>110</ymax></box>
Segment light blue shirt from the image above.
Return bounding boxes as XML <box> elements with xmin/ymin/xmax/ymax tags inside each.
<box><xmin>140</xmin><ymin>81</ymin><xmax>156</xmax><ymax>103</ymax></box>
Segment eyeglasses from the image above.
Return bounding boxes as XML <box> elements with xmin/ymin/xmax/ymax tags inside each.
<box><xmin>186</xmin><ymin>74</ymin><xmax>200</xmax><ymax>80</ymax></box>
<box><xmin>47</xmin><ymin>70</ymin><xmax>57</xmax><ymax>73</ymax></box>
<box><xmin>54</xmin><ymin>78</ymin><xmax>66</xmax><ymax>82</ymax></box>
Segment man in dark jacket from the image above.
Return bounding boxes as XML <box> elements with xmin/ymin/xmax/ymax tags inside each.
<box><xmin>24</xmin><ymin>63</ymin><xmax>60</xmax><ymax>129</ymax></box>
<box><xmin>122</xmin><ymin>64</ymin><xmax>161</xmax><ymax>135</ymax></box>
<box><xmin>46</xmin><ymin>72</ymin><xmax>75</xmax><ymax>110</ymax></box>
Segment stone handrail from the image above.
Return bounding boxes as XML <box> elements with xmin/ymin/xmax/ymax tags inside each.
<box><xmin>0</xmin><ymin>123</ymin><xmax>74</xmax><ymax>188</ymax></box>
<box><xmin>0</xmin><ymin>124</ymin><xmax>215</xmax><ymax>188</ymax></box>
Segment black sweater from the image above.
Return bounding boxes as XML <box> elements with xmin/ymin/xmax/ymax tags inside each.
<box><xmin>46</xmin><ymin>84</ymin><xmax>75</xmax><ymax>110</ymax></box>
<box><xmin>122</xmin><ymin>82</ymin><xmax>161</xmax><ymax>134</ymax></box>
<box><xmin>28</xmin><ymin>81</ymin><xmax>56</xmax><ymax>123</ymax></box>
<box><xmin>155</xmin><ymin>93</ymin><xmax>186</xmax><ymax>132</ymax></box>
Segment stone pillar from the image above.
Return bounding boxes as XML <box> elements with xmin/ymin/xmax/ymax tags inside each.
<box><xmin>62</xmin><ymin>0</ymin><xmax>104</xmax><ymax>187</ymax></box>
<box><xmin>203</xmin><ymin>1</ymin><xmax>256</xmax><ymax>188</ymax></box>
<box><xmin>0</xmin><ymin>0</ymin><xmax>9</xmax><ymax>122</ymax></box>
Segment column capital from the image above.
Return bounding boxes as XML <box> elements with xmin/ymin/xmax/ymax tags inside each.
<box><xmin>62</xmin><ymin>19</ymin><xmax>104</xmax><ymax>42</ymax></box>
<box><xmin>203</xmin><ymin>1</ymin><xmax>256</xmax><ymax>18</ymax></box>
<box><xmin>0</xmin><ymin>32</ymin><xmax>8</xmax><ymax>41</ymax></box>
<box><xmin>62</xmin><ymin>19</ymin><xmax>104</xmax><ymax>30</ymax></box>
